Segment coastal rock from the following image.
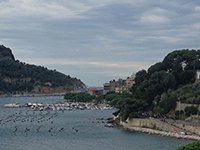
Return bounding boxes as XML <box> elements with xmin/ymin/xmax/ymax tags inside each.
<box><xmin>119</xmin><ymin>122</ymin><xmax>200</xmax><ymax>141</ymax></box>
<box><xmin>105</xmin><ymin>117</ymin><xmax>120</xmax><ymax>126</ymax></box>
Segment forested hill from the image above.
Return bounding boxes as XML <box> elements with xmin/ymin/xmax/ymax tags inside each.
<box><xmin>130</xmin><ymin>50</ymin><xmax>200</xmax><ymax>113</ymax></box>
<box><xmin>104</xmin><ymin>49</ymin><xmax>200</xmax><ymax>121</ymax></box>
<box><xmin>0</xmin><ymin>45</ymin><xmax>85</xmax><ymax>95</ymax></box>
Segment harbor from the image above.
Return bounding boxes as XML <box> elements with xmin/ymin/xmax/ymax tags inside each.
<box><xmin>4</xmin><ymin>101</ymin><xmax>113</xmax><ymax>111</ymax></box>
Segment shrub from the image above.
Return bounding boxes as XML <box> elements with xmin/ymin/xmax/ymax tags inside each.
<box><xmin>184</xmin><ymin>106</ymin><xmax>198</xmax><ymax>117</ymax></box>
<box><xmin>175</xmin><ymin>140</ymin><xmax>200</xmax><ymax>150</ymax></box>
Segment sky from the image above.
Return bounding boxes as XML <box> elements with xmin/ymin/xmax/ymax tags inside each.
<box><xmin>0</xmin><ymin>0</ymin><xmax>200</xmax><ymax>87</ymax></box>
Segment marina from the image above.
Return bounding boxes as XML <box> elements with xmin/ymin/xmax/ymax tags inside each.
<box><xmin>4</xmin><ymin>101</ymin><xmax>113</xmax><ymax>111</ymax></box>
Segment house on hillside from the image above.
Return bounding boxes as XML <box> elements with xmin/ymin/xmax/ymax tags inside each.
<box><xmin>126</xmin><ymin>73</ymin><xmax>135</xmax><ymax>87</ymax></box>
<box><xmin>196</xmin><ymin>70</ymin><xmax>200</xmax><ymax>80</ymax></box>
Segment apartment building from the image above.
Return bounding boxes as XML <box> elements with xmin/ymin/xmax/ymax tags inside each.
<box><xmin>103</xmin><ymin>73</ymin><xmax>135</xmax><ymax>93</ymax></box>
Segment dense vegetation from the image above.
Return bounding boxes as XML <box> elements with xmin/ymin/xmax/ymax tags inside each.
<box><xmin>0</xmin><ymin>45</ymin><xmax>15</xmax><ymax>60</ymax></box>
<box><xmin>175</xmin><ymin>140</ymin><xmax>200</xmax><ymax>150</ymax></box>
<box><xmin>100</xmin><ymin>49</ymin><xmax>200</xmax><ymax>121</ymax></box>
<box><xmin>95</xmin><ymin>91</ymin><xmax>148</xmax><ymax>121</ymax></box>
<box><xmin>130</xmin><ymin>50</ymin><xmax>200</xmax><ymax>115</ymax></box>
<box><xmin>171</xmin><ymin>82</ymin><xmax>200</xmax><ymax>104</ymax></box>
<box><xmin>0</xmin><ymin>45</ymin><xmax>83</xmax><ymax>94</ymax></box>
<box><xmin>158</xmin><ymin>82</ymin><xmax>200</xmax><ymax>118</ymax></box>
<box><xmin>64</xmin><ymin>92</ymin><xmax>95</xmax><ymax>102</ymax></box>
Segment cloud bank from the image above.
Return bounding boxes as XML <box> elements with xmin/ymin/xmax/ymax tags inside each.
<box><xmin>1</xmin><ymin>0</ymin><xmax>200</xmax><ymax>86</ymax></box>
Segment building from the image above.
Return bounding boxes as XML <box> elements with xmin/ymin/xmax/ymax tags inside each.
<box><xmin>89</xmin><ymin>88</ymin><xmax>103</xmax><ymax>96</ymax></box>
<box><xmin>126</xmin><ymin>73</ymin><xmax>135</xmax><ymax>88</ymax></box>
<box><xmin>103</xmin><ymin>73</ymin><xmax>135</xmax><ymax>93</ymax></box>
<box><xmin>103</xmin><ymin>79</ymin><xmax>125</xmax><ymax>92</ymax></box>
<box><xmin>103</xmin><ymin>83</ymin><xmax>110</xmax><ymax>93</ymax></box>
<box><xmin>196</xmin><ymin>70</ymin><xmax>200</xmax><ymax>80</ymax></box>
<box><xmin>115</xmin><ymin>86</ymin><xmax>129</xmax><ymax>93</ymax></box>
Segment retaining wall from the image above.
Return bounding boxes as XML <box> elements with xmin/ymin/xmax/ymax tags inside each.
<box><xmin>125</xmin><ymin>118</ymin><xmax>175</xmax><ymax>132</ymax></box>
<box><xmin>123</xmin><ymin>118</ymin><xmax>200</xmax><ymax>136</ymax></box>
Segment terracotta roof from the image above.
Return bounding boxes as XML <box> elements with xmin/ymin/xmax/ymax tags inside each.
<box><xmin>90</xmin><ymin>88</ymin><xmax>100</xmax><ymax>91</ymax></box>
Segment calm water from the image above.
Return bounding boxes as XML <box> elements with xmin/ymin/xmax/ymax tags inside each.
<box><xmin>0</xmin><ymin>96</ymin><xmax>193</xmax><ymax>150</ymax></box>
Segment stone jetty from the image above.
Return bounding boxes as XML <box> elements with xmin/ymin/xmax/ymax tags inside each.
<box><xmin>119</xmin><ymin>121</ymin><xmax>200</xmax><ymax>141</ymax></box>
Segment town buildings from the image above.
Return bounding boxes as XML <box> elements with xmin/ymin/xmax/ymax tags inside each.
<box><xmin>103</xmin><ymin>73</ymin><xmax>135</xmax><ymax>93</ymax></box>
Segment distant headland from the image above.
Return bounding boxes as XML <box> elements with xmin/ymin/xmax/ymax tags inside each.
<box><xmin>0</xmin><ymin>45</ymin><xmax>88</xmax><ymax>96</ymax></box>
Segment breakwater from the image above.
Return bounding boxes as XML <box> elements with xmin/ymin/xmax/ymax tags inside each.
<box><xmin>169</xmin><ymin>121</ymin><xmax>200</xmax><ymax>136</ymax></box>
<box><xmin>119</xmin><ymin>118</ymin><xmax>200</xmax><ymax>141</ymax></box>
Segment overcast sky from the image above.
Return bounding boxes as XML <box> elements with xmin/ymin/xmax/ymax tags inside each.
<box><xmin>1</xmin><ymin>0</ymin><xmax>200</xmax><ymax>87</ymax></box>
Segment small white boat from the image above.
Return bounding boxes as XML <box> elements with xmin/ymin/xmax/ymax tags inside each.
<box><xmin>104</xmin><ymin>123</ymin><xmax>114</xmax><ymax>127</ymax></box>
<box><xmin>4</xmin><ymin>103</ymin><xmax>21</xmax><ymax>107</ymax></box>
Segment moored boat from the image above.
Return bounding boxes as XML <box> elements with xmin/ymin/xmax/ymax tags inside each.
<box><xmin>4</xmin><ymin>102</ymin><xmax>21</xmax><ymax>107</ymax></box>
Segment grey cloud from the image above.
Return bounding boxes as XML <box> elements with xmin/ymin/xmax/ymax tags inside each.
<box><xmin>0</xmin><ymin>0</ymin><xmax>200</xmax><ymax>86</ymax></box>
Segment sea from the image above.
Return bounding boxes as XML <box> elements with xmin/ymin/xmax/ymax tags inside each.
<box><xmin>0</xmin><ymin>96</ymin><xmax>194</xmax><ymax>150</ymax></box>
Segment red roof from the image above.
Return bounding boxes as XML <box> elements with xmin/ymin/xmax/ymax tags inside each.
<box><xmin>90</xmin><ymin>88</ymin><xmax>99</xmax><ymax>91</ymax></box>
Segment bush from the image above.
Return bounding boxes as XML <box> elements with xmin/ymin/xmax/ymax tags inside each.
<box><xmin>175</xmin><ymin>110</ymin><xmax>184</xmax><ymax>118</ymax></box>
<box><xmin>175</xmin><ymin>140</ymin><xmax>200</xmax><ymax>150</ymax></box>
<box><xmin>184</xmin><ymin>106</ymin><xmax>198</xmax><ymax>117</ymax></box>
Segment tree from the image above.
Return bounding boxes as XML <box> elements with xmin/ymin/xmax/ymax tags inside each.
<box><xmin>175</xmin><ymin>140</ymin><xmax>200</xmax><ymax>150</ymax></box>
<box><xmin>95</xmin><ymin>95</ymin><xmax>104</xmax><ymax>104</ymax></box>
<box><xmin>148</xmin><ymin>62</ymin><xmax>166</xmax><ymax>76</ymax></box>
<box><xmin>104</xmin><ymin>92</ymin><xmax>148</xmax><ymax>121</ymax></box>
<box><xmin>163</xmin><ymin>73</ymin><xmax>177</xmax><ymax>89</ymax></box>
<box><xmin>64</xmin><ymin>92</ymin><xmax>94</xmax><ymax>102</ymax></box>
<box><xmin>159</xmin><ymin>94</ymin><xmax>177</xmax><ymax>114</ymax></box>
<box><xmin>184</xmin><ymin>106</ymin><xmax>198</xmax><ymax>117</ymax></box>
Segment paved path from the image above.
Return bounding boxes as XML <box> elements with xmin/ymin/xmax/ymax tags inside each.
<box><xmin>154</xmin><ymin>119</ymin><xmax>187</xmax><ymax>133</ymax></box>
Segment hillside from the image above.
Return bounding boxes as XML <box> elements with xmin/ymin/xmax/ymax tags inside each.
<box><xmin>130</xmin><ymin>50</ymin><xmax>200</xmax><ymax>111</ymax></box>
<box><xmin>100</xmin><ymin>49</ymin><xmax>200</xmax><ymax>121</ymax></box>
<box><xmin>0</xmin><ymin>45</ymin><xmax>86</xmax><ymax>95</ymax></box>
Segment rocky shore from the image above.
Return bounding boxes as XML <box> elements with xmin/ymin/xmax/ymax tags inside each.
<box><xmin>120</xmin><ymin>124</ymin><xmax>200</xmax><ymax>141</ymax></box>
<box><xmin>106</xmin><ymin>117</ymin><xmax>200</xmax><ymax>141</ymax></box>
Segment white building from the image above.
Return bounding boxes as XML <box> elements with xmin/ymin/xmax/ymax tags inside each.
<box><xmin>196</xmin><ymin>70</ymin><xmax>200</xmax><ymax>80</ymax></box>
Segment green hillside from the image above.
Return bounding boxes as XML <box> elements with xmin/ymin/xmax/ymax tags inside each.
<box><xmin>130</xmin><ymin>50</ymin><xmax>199</xmax><ymax>113</ymax></box>
<box><xmin>99</xmin><ymin>49</ymin><xmax>200</xmax><ymax>121</ymax></box>
<box><xmin>0</xmin><ymin>45</ymin><xmax>84</xmax><ymax>95</ymax></box>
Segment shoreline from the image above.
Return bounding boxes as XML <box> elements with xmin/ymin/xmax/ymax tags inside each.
<box><xmin>118</xmin><ymin>122</ymin><xmax>200</xmax><ymax>141</ymax></box>
<box><xmin>0</xmin><ymin>93</ymin><xmax>65</xmax><ymax>98</ymax></box>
